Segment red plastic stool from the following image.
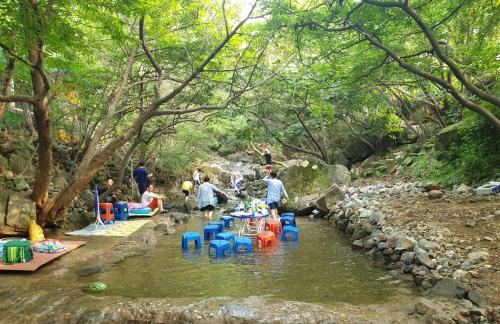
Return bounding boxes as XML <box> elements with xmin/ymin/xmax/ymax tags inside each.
<box><xmin>265</xmin><ymin>220</ymin><xmax>282</xmax><ymax>236</ymax></box>
<box><xmin>99</xmin><ymin>203</ymin><xmax>115</xmax><ymax>224</ymax></box>
<box><xmin>256</xmin><ymin>231</ymin><xmax>276</xmax><ymax>248</ymax></box>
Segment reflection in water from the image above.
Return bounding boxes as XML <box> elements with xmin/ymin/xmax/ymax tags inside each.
<box><xmin>100</xmin><ymin>217</ymin><xmax>416</xmax><ymax>305</ymax></box>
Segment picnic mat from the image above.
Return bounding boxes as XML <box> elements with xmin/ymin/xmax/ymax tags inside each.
<box><xmin>65</xmin><ymin>220</ymin><xmax>150</xmax><ymax>237</ymax></box>
<box><xmin>0</xmin><ymin>240</ymin><xmax>86</xmax><ymax>272</ymax></box>
<box><xmin>129</xmin><ymin>207</ymin><xmax>159</xmax><ymax>217</ymax></box>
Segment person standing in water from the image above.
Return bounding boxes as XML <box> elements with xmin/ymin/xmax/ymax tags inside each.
<box><xmin>264</xmin><ymin>149</ymin><xmax>272</xmax><ymax>174</ymax></box>
<box><xmin>263</xmin><ymin>171</ymin><xmax>288</xmax><ymax>221</ymax></box>
<box><xmin>181</xmin><ymin>180</ymin><xmax>194</xmax><ymax>201</ymax></box>
<box><xmin>197</xmin><ymin>176</ymin><xmax>226</xmax><ymax>220</ymax></box>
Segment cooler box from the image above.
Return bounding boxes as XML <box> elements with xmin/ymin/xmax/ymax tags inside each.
<box><xmin>3</xmin><ymin>240</ymin><xmax>33</xmax><ymax>264</ymax></box>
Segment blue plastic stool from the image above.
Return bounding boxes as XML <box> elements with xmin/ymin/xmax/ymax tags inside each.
<box><xmin>216</xmin><ymin>231</ymin><xmax>235</xmax><ymax>244</ymax></box>
<box><xmin>281</xmin><ymin>212</ymin><xmax>295</xmax><ymax>218</ymax></box>
<box><xmin>182</xmin><ymin>232</ymin><xmax>201</xmax><ymax>249</ymax></box>
<box><xmin>220</xmin><ymin>215</ymin><xmax>235</xmax><ymax>228</ymax></box>
<box><xmin>233</xmin><ymin>236</ymin><xmax>252</xmax><ymax>252</ymax></box>
<box><xmin>208</xmin><ymin>221</ymin><xmax>224</xmax><ymax>233</ymax></box>
<box><xmin>208</xmin><ymin>240</ymin><xmax>231</xmax><ymax>257</ymax></box>
<box><xmin>280</xmin><ymin>215</ymin><xmax>296</xmax><ymax>227</ymax></box>
<box><xmin>282</xmin><ymin>225</ymin><xmax>299</xmax><ymax>241</ymax></box>
<box><xmin>113</xmin><ymin>202</ymin><xmax>129</xmax><ymax>221</ymax></box>
<box><xmin>203</xmin><ymin>225</ymin><xmax>221</xmax><ymax>240</ymax></box>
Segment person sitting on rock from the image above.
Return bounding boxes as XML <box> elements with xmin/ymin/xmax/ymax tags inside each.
<box><xmin>141</xmin><ymin>184</ymin><xmax>167</xmax><ymax>213</ymax></box>
<box><xmin>263</xmin><ymin>171</ymin><xmax>288</xmax><ymax>221</ymax></box>
<box><xmin>197</xmin><ymin>176</ymin><xmax>226</xmax><ymax>220</ymax></box>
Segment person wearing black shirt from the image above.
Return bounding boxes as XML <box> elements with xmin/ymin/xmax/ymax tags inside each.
<box><xmin>264</xmin><ymin>149</ymin><xmax>272</xmax><ymax>174</ymax></box>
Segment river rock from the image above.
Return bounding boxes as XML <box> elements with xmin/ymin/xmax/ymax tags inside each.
<box><xmin>415</xmin><ymin>247</ymin><xmax>436</xmax><ymax>269</ymax></box>
<box><xmin>418</xmin><ymin>239</ymin><xmax>439</xmax><ymax>251</ymax></box>
<box><xmin>351</xmin><ymin>239</ymin><xmax>364</xmax><ymax>250</ymax></box>
<box><xmin>52</xmin><ymin>176</ymin><xmax>68</xmax><ymax>190</ymax></box>
<box><xmin>78</xmin><ymin>265</ymin><xmax>105</xmax><ymax>277</ymax></box>
<box><xmin>154</xmin><ymin>223</ymin><xmax>175</xmax><ymax>235</ymax></box>
<box><xmin>395</xmin><ymin>237</ymin><xmax>416</xmax><ymax>251</ymax></box>
<box><xmin>431</xmin><ymin>278</ymin><xmax>467</xmax><ymax>298</ymax></box>
<box><xmin>169</xmin><ymin>212</ymin><xmax>189</xmax><ymax>224</ymax></box>
<box><xmin>351</xmin><ymin>229</ymin><xmax>369</xmax><ymax>240</ymax></box>
<box><xmin>401</xmin><ymin>252</ymin><xmax>415</xmax><ymax>265</ymax></box>
<box><xmin>336</xmin><ymin>219</ymin><xmax>349</xmax><ymax>232</ymax></box>
<box><xmin>458</xmin><ymin>299</ymin><xmax>474</xmax><ymax>309</ymax></box>
<box><xmin>5</xmin><ymin>193</ymin><xmax>36</xmax><ymax>231</ymax></box>
<box><xmin>455</xmin><ymin>184</ymin><xmax>473</xmax><ymax>195</ymax></box>
<box><xmin>428</xmin><ymin>190</ymin><xmax>443</xmax><ymax>199</ymax></box>
<box><xmin>467</xmin><ymin>290</ymin><xmax>488</xmax><ymax>308</ymax></box>
<box><xmin>466</xmin><ymin>219</ymin><xmax>476</xmax><ymax>227</ymax></box>
<box><xmin>315</xmin><ymin>185</ymin><xmax>345</xmax><ymax>213</ymax></box>
<box><xmin>466</xmin><ymin>251</ymin><xmax>488</xmax><ymax>263</ymax></box>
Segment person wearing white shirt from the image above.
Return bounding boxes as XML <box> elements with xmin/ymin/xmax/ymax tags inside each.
<box><xmin>141</xmin><ymin>184</ymin><xmax>166</xmax><ymax>213</ymax></box>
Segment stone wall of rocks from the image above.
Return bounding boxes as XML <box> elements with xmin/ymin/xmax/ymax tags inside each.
<box><xmin>326</xmin><ymin>183</ymin><xmax>493</xmax><ymax>320</ymax></box>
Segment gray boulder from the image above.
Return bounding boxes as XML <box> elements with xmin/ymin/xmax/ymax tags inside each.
<box><xmin>431</xmin><ymin>278</ymin><xmax>467</xmax><ymax>298</ymax></box>
<box><xmin>315</xmin><ymin>185</ymin><xmax>345</xmax><ymax>213</ymax></box>
<box><xmin>415</xmin><ymin>246</ymin><xmax>436</xmax><ymax>269</ymax></box>
<box><xmin>15</xmin><ymin>178</ymin><xmax>30</xmax><ymax>191</ymax></box>
<box><xmin>418</xmin><ymin>239</ymin><xmax>439</xmax><ymax>251</ymax></box>
<box><xmin>401</xmin><ymin>252</ymin><xmax>415</xmax><ymax>265</ymax></box>
<box><xmin>326</xmin><ymin>164</ymin><xmax>351</xmax><ymax>187</ymax></box>
<box><xmin>6</xmin><ymin>193</ymin><xmax>36</xmax><ymax>231</ymax></box>
<box><xmin>395</xmin><ymin>237</ymin><xmax>416</xmax><ymax>251</ymax></box>
<box><xmin>467</xmin><ymin>290</ymin><xmax>488</xmax><ymax>308</ymax></box>
<box><xmin>428</xmin><ymin>190</ymin><xmax>443</xmax><ymax>199</ymax></box>
<box><xmin>351</xmin><ymin>239</ymin><xmax>364</xmax><ymax>250</ymax></box>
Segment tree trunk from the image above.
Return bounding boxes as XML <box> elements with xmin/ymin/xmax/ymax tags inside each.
<box><xmin>28</xmin><ymin>44</ymin><xmax>53</xmax><ymax>221</ymax></box>
<box><xmin>0</xmin><ymin>55</ymin><xmax>16</xmax><ymax>121</ymax></box>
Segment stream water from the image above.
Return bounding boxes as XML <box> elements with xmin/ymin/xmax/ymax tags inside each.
<box><xmin>98</xmin><ymin>216</ymin><xmax>417</xmax><ymax>305</ymax></box>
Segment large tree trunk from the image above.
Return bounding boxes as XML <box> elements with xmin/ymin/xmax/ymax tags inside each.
<box><xmin>28</xmin><ymin>44</ymin><xmax>53</xmax><ymax>221</ymax></box>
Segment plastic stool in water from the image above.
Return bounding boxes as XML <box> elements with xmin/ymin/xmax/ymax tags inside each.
<box><xmin>264</xmin><ymin>220</ymin><xmax>282</xmax><ymax>236</ymax></box>
<box><xmin>280</xmin><ymin>215</ymin><xmax>296</xmax><ymax>227</ymax></box>
<box><xmin>219</xmin><ymin>215</ymin><xmax>235</xmax><ymax>228</ymax></box>
<box><xmin>233</xmin><ymin>236</ymin><xmax>252</xmax><ymax>252</ymax></box>
<box><xmin>208</xmin><ymin>240</ymin><xmax>231</xmax><ymax>257</ymax></box>
<box><xmin>281</xmin><ymin>212</ymin><xmax>295</xmax><ymax>218</ymax></box>
<box><xmin>208</xmin><ymin>221</ymin><xmax>224</xmax><ymax>233</ymax></box>
<box><xmin>182</xmin><ymin>232</ymin><xmax>201</xmax><ymax>249</ymax></box>
<box><xmin>256</xmin><ymin>231</ymin><xmax>276</xmax><ymax>248</ymax></box>
<box><xmin>99</xmin><ymin>203</ymin><xmax>115</xmax><ymax>224</ymax></box>
<box><xmin>282</xmin><ymin>225</ymin><xmax>299</xmax><ymax>241</ymax></box>
<box><xmin>216</xmin><ymin>231</ymin><xmax>235</xmax><ymax>244</ymax></box>
<box><xmin>203</xmin><ymin>225</ymin><xmax>221</xmax><ymax>240</ymax></box>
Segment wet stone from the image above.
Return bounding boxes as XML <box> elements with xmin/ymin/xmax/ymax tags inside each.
<box><xmin>78</xmin><ymin>265</ymin><xmax>105</xmax><ymax>277</ymax></box>
<box><xmin>431</xmin><ymin>278</ymin><xmax>467</xmax><ymax>298</ymax></box>
<box><xmin>467</xmin><ymin>290</ymin><xmax>488</xmax><ymax>308</ymax></box>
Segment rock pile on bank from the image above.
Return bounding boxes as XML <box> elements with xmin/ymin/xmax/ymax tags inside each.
<box><xmin>327</xmin><ymin>182</ymin><xmax>496</xmax><ymax>321</ymax></box>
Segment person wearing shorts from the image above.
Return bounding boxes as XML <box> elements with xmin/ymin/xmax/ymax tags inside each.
<box><xmin>196</xmin><ymin>176</ymin><xmax>226</xmax><ymax>220</ymax></box>
<box><xmin>141</xmin><ymin>184</ymin><xmax>166</xmax><ymax>213</ymax></box>
<box><xmin>262</xmin><ymin>171</ymin><xmax>288</xmax><ymax>221</ymax></box>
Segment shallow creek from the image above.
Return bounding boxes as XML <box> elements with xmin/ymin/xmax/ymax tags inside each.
<box><xmin>0</xmin><ymin>216</ymin><xmax>419</xmax><ymax>321</ymax></box>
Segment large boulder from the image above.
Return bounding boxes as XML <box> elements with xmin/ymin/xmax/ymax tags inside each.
<box><xmin>8</xmin><ymin>153</ymin><xmax>36</xmax><ymax>178</ymax></box>
<box><xmin>5</xmin><ymin>193</ymin><xmax>36</xmax><ymax>232</ymax></box>
<box><xmin>279</xmin><ymin>161</ymin><xmax>332</xmax><ymax>200</ymax></box>
<box><xmin>435</xmin><ymin>122</ymin><xmax>461</xmax><ymax>150</ymax></box>
<box><xmin>315</xmin><ymin>185</ymin><xmax>345</xmax><ymax>213</ymax></box>
<box><xmin>240</xmin><ymin>181</ymin><xmax>267</xmax><ymax>199</ymax></box>
<box><xmin>326</xmin><ymin>164</ymin><xmax>351</xmax><ymax>187</ymax></box>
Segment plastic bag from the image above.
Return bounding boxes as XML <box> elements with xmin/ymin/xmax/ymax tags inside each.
<box><xmin>29</xmin><ymin>220</ymin><xmax>45</xmax><ymax>241</ymax></box>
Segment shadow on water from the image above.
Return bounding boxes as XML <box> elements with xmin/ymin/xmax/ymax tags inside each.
<box><xmin>99</xmin><ymin>216</ymin><xmax>418</xmax><ymax>305</ymax></box>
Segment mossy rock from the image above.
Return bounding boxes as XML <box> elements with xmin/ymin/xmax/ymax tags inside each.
<box><xmin>279</xmin><ymin>161</ymin><xmax>331</xmax><ymax>199</ymax></box>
